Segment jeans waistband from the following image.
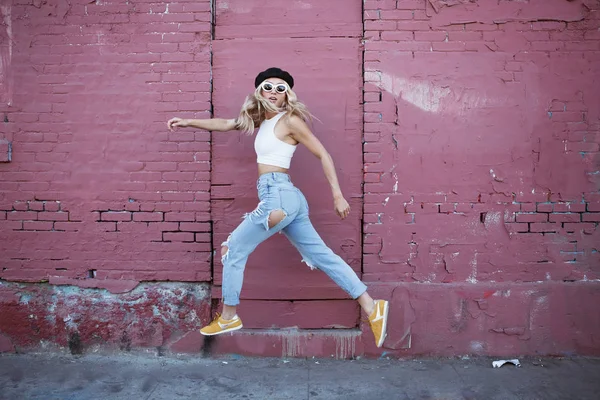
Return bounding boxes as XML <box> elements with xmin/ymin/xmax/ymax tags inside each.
<box><xmin>257</xmin><ymin>172</ymin><xmax>292</xmax><ymax>185</ymax></box>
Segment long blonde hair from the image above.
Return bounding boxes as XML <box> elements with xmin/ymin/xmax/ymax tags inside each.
<box><xmin>235</xmin><ymin>85</ymin><xmax>313</xmax><ymax>134</ymax></box>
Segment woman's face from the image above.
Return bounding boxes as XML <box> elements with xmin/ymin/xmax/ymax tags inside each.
<box><xmin>259</xmin><ymin>77</ymin><xmax>288</xmax><ymax>108</ymax></box>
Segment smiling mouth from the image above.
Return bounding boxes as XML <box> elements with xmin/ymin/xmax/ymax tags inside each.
<box><xmin>269</xmin><ymin>97</ymin><xmax>277</xmax><ymax>102</ymax></box>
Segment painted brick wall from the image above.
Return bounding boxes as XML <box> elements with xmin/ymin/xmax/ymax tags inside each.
<box><xmin>1</xmin><ymin>0</ymin><xmax>599</xmax><ymax>357</ymax></box>
<box><xmin>0</xmin><ymin>0</ymin><xmax>213</xmax><ymax>289</ymax></box>
<box><xmin>362</xmin><ymin>0</ymin><xmax>600</xmax><ymax>355</ymax></box>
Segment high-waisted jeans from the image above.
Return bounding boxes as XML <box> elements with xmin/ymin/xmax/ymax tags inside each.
<box><xmin>221</xmin><ymin>172</ymin><xmax>368</xmax><ymax>306</ymax></box>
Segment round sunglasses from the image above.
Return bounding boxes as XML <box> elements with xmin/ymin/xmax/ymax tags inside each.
<box><xmin>261</xmin><ymin>81</ymin><xmax>288</xmax><ymax>94</ymax></box>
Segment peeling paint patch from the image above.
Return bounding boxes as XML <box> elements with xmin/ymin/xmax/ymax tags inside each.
<box><xmin>377</xmin><ymin>73</ymin><xmax>451</xmax><ymax>113</ymax></box>
<box><xmin>0</xmin><ymin>282</ymin><xmax>211</xmax><ymax>351</ymax></box>
<box><xmin>467</xmin><ymin>255</ymin><xmax>478</xmax><ymax>283</ymax></box>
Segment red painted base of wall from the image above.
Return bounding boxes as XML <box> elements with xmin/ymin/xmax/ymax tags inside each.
<box><xmin>1</xmin><ymin>281</ymin><xmax>598</xmax><ymax>358</ymax></box>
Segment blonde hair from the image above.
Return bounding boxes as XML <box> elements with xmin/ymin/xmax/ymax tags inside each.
<box><xmin>235</xmin><ymin>85</ymin><xmax>313</xmax><ymax>134</ymax></box>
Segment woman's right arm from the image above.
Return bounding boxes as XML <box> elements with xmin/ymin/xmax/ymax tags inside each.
<box><xmin>167</xmin><ymin>117</ymin><xmax>237</xmax><ymax>132</ymax></box>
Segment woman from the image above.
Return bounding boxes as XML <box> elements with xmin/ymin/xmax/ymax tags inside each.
<box><xmin>167</xmin><ymin>67</ymin><xmax>389</xmax><ymax>347</ymax></box>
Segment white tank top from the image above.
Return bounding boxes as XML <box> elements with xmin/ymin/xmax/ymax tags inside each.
<box><xmin>254</xmin><ymin>112</ymin><xmax>297</xmax><ymax>169</ymax></box>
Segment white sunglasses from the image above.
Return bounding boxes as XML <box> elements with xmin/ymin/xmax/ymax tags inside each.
<box><xmin>260</xmin><ymin>81</ymin><xmax>288</xmax><ymax>94</ymax></box>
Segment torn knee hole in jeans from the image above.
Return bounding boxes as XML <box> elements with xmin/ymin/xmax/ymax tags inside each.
<box><xmin>221</xmin><ymin>234</ymin><xmax>231</xmax><ymax>263</ymax></box>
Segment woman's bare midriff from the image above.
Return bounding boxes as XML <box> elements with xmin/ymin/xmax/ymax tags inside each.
<box><xmin>258</xmin><ymin>163</ymin><xmax>289</xmax><ymax>176</ymax></box>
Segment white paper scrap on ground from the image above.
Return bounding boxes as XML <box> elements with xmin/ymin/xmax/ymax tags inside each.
<box><xmin>492</xmin><ymin>359</ymin><xmax>521</xmax><ymax>368</ymax></box>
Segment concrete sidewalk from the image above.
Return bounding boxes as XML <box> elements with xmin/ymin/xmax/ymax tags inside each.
<box><xmin>1</xmin><ymin>353</ymin><xmax>599</xmax><ymax>400</ymax></box>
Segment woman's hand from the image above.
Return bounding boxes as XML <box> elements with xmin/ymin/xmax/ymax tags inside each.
<box><xmin>334</xmin><ymin>196</ymin><xmax>350</xmax><ymax>219</ymax></box>
<box><xmin>167</xmin><ymin>117</ymin><xmax>189</xmax><ymax>131</ymax></box>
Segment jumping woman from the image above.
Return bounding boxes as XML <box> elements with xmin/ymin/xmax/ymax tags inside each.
<box><xmin>167</xmin><ymin>67</ymin><xmax>389</xmax><ymax>347</ymax></box>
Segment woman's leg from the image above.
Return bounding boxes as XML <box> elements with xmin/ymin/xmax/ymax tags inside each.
<box><xmin>201</xmin><ymin>189</ymin><xmax>299</xmax><ymax>336</ymax></box>
<box><xmin>282</xmin><ymin>205</ymin><xmax>389</xmax><ymax>347</ymax></box>
<box><xmin>281</xmin><ymin>212</ymin><xmax>368</xmax><ymax>304</ymax></box>
<box><xmin>220</xmin><ymin>209</ymin><xmax>292</xmax><ymax>308</ymax></box>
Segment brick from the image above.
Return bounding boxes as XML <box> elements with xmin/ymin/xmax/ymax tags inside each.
<box><xmin>144</xmin><ymin>162</ymin><xmax>178</xmax><ymax>172</ymax></box>
<box><xmin>364</xmin><ymin>92</ymin><xmax>381</xmax><ymax>102</ymax></box>
<box><xmin>396</xmin><ymin>0</ymin><xmax>426</xmax><ymax>10</ymax></box>
<box><xmin>516</xmin><ymin>213</ymin><xmax>548</xmax><ymax>223</ymax></box>
<box><xmin>163</xmin><ymin>232</ymin><xmax>194</xmax><ymax>242</ymax></box>
<box><xmin>414</xmin><ymin>31</ymin><xmax>447</xmax><ymax>41</ymax></box>
<box><xmin>101</xmin><ymin>212</ymin><xmax>132</xmax><ymax>222</ymax></box>
<box><xmin>364</xmin><ymin>172</ymin><xmax>382</xmax><ymax>183</ymax></box>
<box><xmin>380</xmin><ymin>10</ymin><xmax>413</xmax><ymax>20</ymax></box>
<box><xmin>363</xmin><ymin>0</ymin><xmax>396</xmax><ymax>10</ymax></box>
<box><xmin>549</xmin><ymin>213</ymin><xmax>581</xmax><ymax>223</ymax></box>
<box><xmin>567</xmin><ymin>142</ymin><xmax>599</xmax><ymax>152</ymax></box>
<box><xmin>530</xmin><ymin>223</ymin><xmax>559</xmax><ymax>233</ymax></box>
<box><xmin>162</xmin><ymin>172</ymin><xmax>196</xmax><ymax>181</ymax></box>
<box><xmin>7</xmin><ymin>211</ymin><xmax>37</xmax><ymax>220</ymax></box>
<box><xmin>37</xmin><ymin>212</ymin><xmax>68</xmax><ymax>221</ymax></box>
<box><xmin>588</xmin><ymin>203</ymin><xmax>600</xmax><ymax>212</ymax></box>
<box><xmin>363</xmin><ymin>214</ymin><xmax>379</xmax><ymax>224</ymax></box>
<box><xmin>564</xmin><ymin>222</ymin><xmax>596</xmax><ymax>233</ymax></box>
<box><xmin>364</xmin><ymin>9</ymin><xmax>381</xmax><ymax>20</ymax></box>
<box><xmin>364</xmin><ymin>153</ymin><xmax>381</xmax><ymax>163</ymax></box>
<box><xmin>582</xmin><ymin>213</ymin><xmax>600</xmax><ymax>222</ymax></box>
<box><xmin>465</xmin><ymin>23</ymin><xmax>498</xmax><ymax>31</ymax></box>
<box><xmin>3</xmin><ymin>221</ymin><xmax>22</xmax><ymax>230</ymax></box>
<box><xmin>54</xmin><ymin>222</ymin><xmax>82</xmax><ymax>232</ymax></box>
<box><xmin>505</xmin><ymin>223</ymin><xmax>529</xmax><ymax>233</ymax></box>
<box><xmin>536</xmin><ymin>203</ymin><xmax>553</xmax><ymax>212</ymax></box>
<box><xmin>364</xmin><ymin>30</ymin><xmax>381</xmax><ymax>40</ymax></box>
<box><xmin>532</xmin><ymin>21</ymin><xmax>567</xmax><ymax>31</ymax></box>
<box><xmin>23</xmin><ymin>221</ymin><xmax>53</xmax><ymax>231</ymax></box>
<box><xmin>413</xmin><ymin>194</ymin><xmax>446</xmax><ymax>203</ymax></box>
<box><xmin>380</xmin><ymin>31</ymin><xmax>414</xmax><ymax>41</ymax></box>
<box><xmin>180</xmin><ymin>162</ymin><xmax>211</xmax><ymax>172</ymax></box>
<box><xmin>133</xmin><ymin>212</ymin><xmax>163</xmax><ymax>222</ymax></box>
<box><xmin>432</xmin><ymin>42</ymin><xmax>466</xmax><ymax>51</ymax></box>
<box><xmin>364</xmin><ymin>20</ymin><xmax>397</xmax><ymax>31</ymax></box>
<box><xmin>448</xmin><ymin>31</ymin><xmax>483</xmax><ymax>41</ymax></box>
<box><xmin>194</xmin><ymin>233</ymin><xmax>211</xmax><ymax>242</ymax></box>
<box><xmin>165</xmin><ymin>212</ymin><xmax>195</xmax><ymax>222</ymax></box>
<box><xmin>0</xmin><ymin>140</ymin><xmax>11</xmax><ymax>162</ymax></box>
<box><xmin>13</xmin><ymin>202</ymin><xmax>28</xmax><ymax>211</ymax></box>
<box><xmin>554</xmin><ymin>203</ymin><xmax>586</xmax><ymax>212</ymax></box>
<box><xmin>161</xmin><ymin>193</ymin><xmax>194</xmax><ymax>202</ymax></box>
<box><xmin>180</xmin><ymin>222</ymin><xmax>210</xmax><ymax>232</ymax></box>
<box><xmin>396</xmin><ymin>21</ymin><xmax>431</xmax><ymax>31</ymax></box>
<box><xmin>505</xmin><ymin>62</ymin><xmax>523</xmax><ymax>72</ymax></box>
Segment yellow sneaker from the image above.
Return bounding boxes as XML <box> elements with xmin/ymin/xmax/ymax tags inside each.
<box><xmin>200</xmin><ymin>313</ymin><xmax>243</xmax><ymax>336</ymax></box>
<box><xmin>368</xmin><ymin>300</ymin><xmax>389</xmax><ymax>347</ymax></box>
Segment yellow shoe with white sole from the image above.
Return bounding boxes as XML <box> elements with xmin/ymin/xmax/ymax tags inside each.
<box><xmin>368</xmin><ymin>300</ymin><xmax>389</xmax><ymax>347</ymax></box>
<box><xmin>200</xmin><ymin>313</ymin><xmax>243</xmax><ymax>336</ymax></box>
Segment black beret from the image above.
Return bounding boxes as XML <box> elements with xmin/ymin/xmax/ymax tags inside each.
<box><xmin>254</xmin><ymin>67</ymin><xmax>294</xmax><ymax>89</ymax></box>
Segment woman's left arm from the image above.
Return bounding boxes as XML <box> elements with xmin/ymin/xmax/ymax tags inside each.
<box><xmin>287</xmin><ymin>115</ymin><xmax>350</xmax><ymax>220</ymax></box>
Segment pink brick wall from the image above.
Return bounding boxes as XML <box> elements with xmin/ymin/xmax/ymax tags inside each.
<box><xmin>0</xmin><ymin>0</ymin><xmax>213</xmax><ymax>289</ymax></box>
<box><xmin>363</xmin><ymin>0</ymin><xmax>600</xmax><ymax>283</ymax></box>
<box><xmin>1</xmin><ymin>0</ymin><xmax>599</xmax><ymax>357</ymax></box>
<box><xmin>361</xmin><ymin>0</ymin><xmax>600</xmax><ymax>356</ymax></box>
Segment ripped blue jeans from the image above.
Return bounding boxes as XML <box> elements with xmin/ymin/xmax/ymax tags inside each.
<box><xmin>221</xmin><ymin>172</ymin><xmax>368</xmax><ymax>306</ymax></box>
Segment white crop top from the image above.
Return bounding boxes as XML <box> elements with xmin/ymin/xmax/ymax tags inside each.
<box><xmin>254</xmin><ymin>112</ymin><xmax>297</xmax><ymax>169</ymax></box>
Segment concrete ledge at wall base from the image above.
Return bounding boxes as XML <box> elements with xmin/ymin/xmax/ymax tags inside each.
<box><xmin>0</xmin><ymin>281</ymin><xmax>212</xmax><ymax>353</ymax></box>
<box><xmin>1</xmin><ymin>281</ymin><xmax>599</xmax><ymax>358</ymax></box>
<box><xmin>0</xmin><ymin>139</ymin><xmax>11</xmax><ymax>162</ymax></box>
<box><xmin>363</xmin><ymin>281</ymin><xmax>600</xmax><ymax>357</ymax></box>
